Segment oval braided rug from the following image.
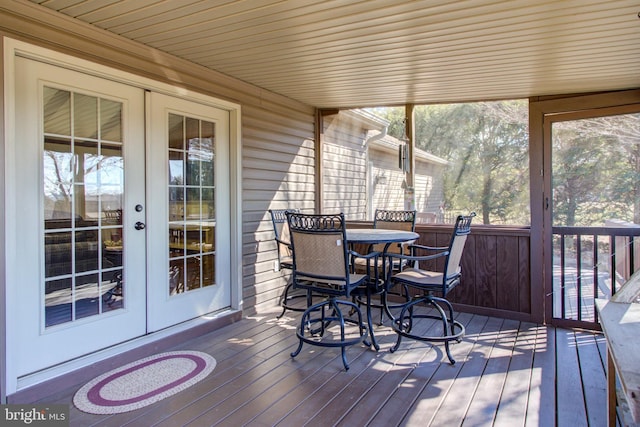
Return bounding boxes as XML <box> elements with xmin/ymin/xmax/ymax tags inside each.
<box><xmin>73</xmin><ymin>351</ymin><xmax>216</xmax><ymax>414</ymax></box>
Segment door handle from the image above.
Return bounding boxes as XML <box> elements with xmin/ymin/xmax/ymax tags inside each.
<box><xmin>135</xmin><ymin>221</ymin><xmax>146</xmax><ymax>230</ymax></box>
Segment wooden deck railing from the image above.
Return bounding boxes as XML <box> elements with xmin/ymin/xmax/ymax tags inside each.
<box><xmin>414</xmin><ymin>224</ymin><xmax>533</xmax><ymax>321</ymax></box>
<box><xmin>349</xmin><ymin>221</ymin><xmax>640</xmax><ymax>328</ymax></box>
<box><xmin>348</xmin><ymin>221</ymin><xmax>533</xmax><ymax>321</ymax></box>
<box><xmin>552</xmin><ymin>225</ymin><xmax>639</xmax><ymax>327</ymax></box>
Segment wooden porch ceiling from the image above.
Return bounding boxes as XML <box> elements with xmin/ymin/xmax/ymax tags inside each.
<box><xmin>25</xmin><ymin>0</ymin><xmax>640</xmax><ymax>108</ymax></box>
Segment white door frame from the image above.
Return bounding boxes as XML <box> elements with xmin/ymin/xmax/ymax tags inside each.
<box><xmin>2</xmin><ymin>38</ymin><xmax>243</xmax><ymax>397</ymax></box>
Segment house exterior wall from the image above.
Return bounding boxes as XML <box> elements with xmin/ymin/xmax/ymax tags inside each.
<box><xmin>242</xmin><ymin>107</ymin><xmax>316</xmax><ymax>313</ymax></box>
<box><xmin>322</xmin><ymin>110</ymin><xmax>447</xmax><ymax>222</ymax></box>
<box><xmin>369</xmin><ymin>147</ymin><xmax>405</xmax><ymax>211</ymax></box>
<box><xmin>414</xmin><ymin>162</ymin><xmax>446</xmax><ymax>221</ymax></box>
<box><xmin>370</xmin><ymin>146</ymin><xmax>446</xmax><ymax>220</ymax></box>
<box><xmin>321</xmin><ymin>113</ymin><xmax>368</xmax><ymax>220</ymax></box>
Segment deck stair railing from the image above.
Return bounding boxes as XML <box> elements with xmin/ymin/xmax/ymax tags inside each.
<box><xmin>552</xmin><ymin>225</ymin><xmax>639</xmax><ymax>327</ymax></box>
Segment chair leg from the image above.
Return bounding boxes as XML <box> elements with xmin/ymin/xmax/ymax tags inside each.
<box><xmin>387</xmin><ymin>294</ymin><xmax>464</xmax><ymax>364</ymax></box>
<box><xmin>332</xmin><ymin>299</ymin><xmax>350</xmax><ymax>371</ymax></box>
<box><xmin>276</xmin><ymin>282</ymin><xmax>292</xmax><ymax>319</ymax></box>
<box><xmin>290</xmin><ymin>338</ymin><xmax>304</xmax><ymax>358</ymax></box>
<box><xmin>277</xmin><ymin>281</ymin><xmax>311</xmax><ymax>319</ymax></box>
<box><xmin>389</xmin><ymin>297</ymin><xmax>419</xmax><ymax>353</ymax></box>
<box><xmin>365</xmin><ymin>289</ymin><xmax>379</xmax><ymax>351</ymax></box>
<box><xmin>290</xmin><ymin>297</ymin><xmax>367</xmax><ymax>371</ymax></box>
<box><xmin>428</xmin><ymin>298</ymin><xmax>456</xmax><ymax>365</ymax></box>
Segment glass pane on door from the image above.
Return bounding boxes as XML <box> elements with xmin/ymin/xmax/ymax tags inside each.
<box><xmin>167</xmin><ymin>113</ymin><xmax>216</xmax><ymax>295</ymax></box>
<box><xmin>551</xmin><ymin>112</ymin><xmax>640</xmax><ymax>322</ymax></box>
<box><xmin>43</xmin><ymin>87</ymin><xmax>124</xmax><ymax>327</ymax></box>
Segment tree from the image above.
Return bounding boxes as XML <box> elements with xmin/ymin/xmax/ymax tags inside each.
<box><xmin>369</xmin><ymin>101</ymin><xmax>530</xmax><ymax>225</ymax></box>
<box><xmin>368</xmin><ymin>105</ymin><xmax>639</xmax><ymax>227</ymax></box>
<box><xmin>552</xmin><ymin>113</ymin><xmax>640</xmax><ymax>225</ymax></box>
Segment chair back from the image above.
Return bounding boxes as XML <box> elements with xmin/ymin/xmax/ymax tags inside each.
<box><xmin>286</xmin><ymin>212</ymin><xmax>353</xmax><ymax>294</ymax></box>
<box><xmin>373</xmin><ymin>209</ymin><xmax>416</xmax><ymax>254</ymax></box>
<box><xmin>444</xmin><ymin>213</ymin><xmax>475</xmax><ymax>281</ymax></box>
<box><xmin>268</xmin><ymin>209</ymin><xmax>299</xmax><ymax>267</ymax></box>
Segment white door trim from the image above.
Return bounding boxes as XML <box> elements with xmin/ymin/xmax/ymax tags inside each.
<box><xmin>2</xmin><ymin>37</ymin><xmax>243</xmax><ymax>397</ymax></box>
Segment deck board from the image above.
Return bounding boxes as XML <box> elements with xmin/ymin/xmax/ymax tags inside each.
<box><xmin>396</xmin><ymin>313</ymin><xmax>487</xmax><ymax>426</ymax></box>
<box><xmin>556</xmin><ymin>328</ymin><xmax>589</xmax><ymax>427</ymax></box>
<box><xmin>493</xmin><ymin>320</ymin><xmax>537</xmax><ymax>427</ymax></box>
<box><xmin>524</xmin><ymin>324</ymin><xmax>556</xmax><ymax>427</ymax></box>
<box><xmin>22</xmin><ymin>307</ymin><xmax>608</xmax><ymax>427</ymax></box>
<box><xmin>575</xmin><ymin>330</ymin><xmax>608</xmax><ymax>427</ymax></box>
<box><xmin>428</xmin><ymin>316</ymin><xmax>504</xmax><ymax>427</ymax></box>
<box><xmin>461</xmin><ymin>318</ymin><xmax>520</xmax><ymax>427</ymax></box>
<box><xmin>334</xmin><ymin>316</ymin><xmax>449</xmax><ymax>427</ymax></box>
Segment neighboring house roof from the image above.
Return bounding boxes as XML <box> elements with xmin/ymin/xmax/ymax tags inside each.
<box><xmin>366</xmin><ymin>131</ymin><xmax>449</xmax><ymax>166</ymax></box>
<box><xmin>338</xmin><ymin>109</ymin><xmax>448</xmax><ymax>166</ymax></box>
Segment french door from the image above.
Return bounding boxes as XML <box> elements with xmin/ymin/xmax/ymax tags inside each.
<box><xmin>11</xmin><ymin>57</ymin><xmax>230</xmax><ymax>377</ymax></box>
<box><xmin>146</xmin><ymin>92</ymin><xmax>230</xmax><ymax>331</ymax></box>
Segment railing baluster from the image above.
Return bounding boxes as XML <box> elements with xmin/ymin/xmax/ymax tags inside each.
<box><xmin>630</xmin><ymin>235</ymin><xmax>635</xmax><ymax>277</ymax></box>
<box><xmin>552</xmin><ymin>225</ymin><xmax>640</xmax><ymax>327</ymax></box>
<box><xmin>611</xmin><ymin>236</ymin><xmax>617</xmax><ymax>295</ymax></box>
<box><xmin>593</xmin><ymin>234</ymin><xmax>599</xmax><ymax>324</ymax></box>
<box><xmin>576</xmin><ymin>235</ymin><xmax>582</xmax><ymax>321</ymax></box>
<box><xmin>560</xmin><ymin>234</ymin><xmax>566</xmax><ymax>319</ymax></box>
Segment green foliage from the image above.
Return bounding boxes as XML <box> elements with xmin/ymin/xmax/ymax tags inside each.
<box><xmin>369</xmin><ymin>104</ymin><xmax>639</xmax><ymax>226</ymax></box>
<box><xmin>370</xmin><ymin>101</ymin><xmax>530</xmax><ymax>225</ymax></box>
<box><xmin>551</xmin><ymin>114</ymin><xmax>640</xmax><ymax>225</ymax></box>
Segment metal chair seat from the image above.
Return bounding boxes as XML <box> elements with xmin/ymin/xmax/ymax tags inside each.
<box><xmin>392</xmin><ymin>268</ymin><xmax>461</xmax><ymax>287</ymax></box>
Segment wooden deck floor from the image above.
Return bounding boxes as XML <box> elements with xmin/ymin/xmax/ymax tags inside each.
<box><xmin>37</xmin><ymin>307</ymin><xmax>609</xmax><ymax>427</ymax></box>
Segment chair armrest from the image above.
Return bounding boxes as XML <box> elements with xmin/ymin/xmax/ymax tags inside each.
<box><xmin>349</xmin><ymin>249</ymin><xmax>380</xmax><ymax>260</ymax></box>
<box><xmin>275</xmin><ymin>237</ymin><xmax>292</xmax><ymax>249</ymax></box>
<box><xmin>384</xmin><ymin>249</ymin><xmax>449</xmax><ymax>263</ymax></box>
<box><xmin>349</xmin><ymin>250</ymin><xmax>384</xmax><ymax>289</ymax></box>
<box><xmin>406</xmin><ymin>243</ymin><xmax>449</xmax><ymax>252</ymax></box>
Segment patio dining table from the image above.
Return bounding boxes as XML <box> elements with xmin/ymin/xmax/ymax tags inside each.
<box><xmin>346</xmin><ymin>228</ymin><xmax>419</xmax><ymax>351</ymax></box>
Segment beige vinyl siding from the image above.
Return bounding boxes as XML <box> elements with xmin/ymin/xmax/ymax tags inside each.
<box><xmin>414</xmin><ymin>161</ymin><xmax>445</xmax><ymax>219</ymax></box>
<box><xmin>369</xmin><ymin>148</ymin><xmax>405</xmax><ymax>212</ymax></box>
<box><xmin>242</xmin><ymin>109</ymin><xmax>316</xmax><ymax>314</ymax></box>
<box><xmin>0</xmin><ymin>6</ymin><xmax>316</xmax><ymax>316</ymax></box>
<box><xmin>369</xmin><ymin>140</ymin><xmax>446</xmax><ymax>220</ymax></box>
<box><xmin>322</xmin><ymin>113</ymin><xmax>369</xmax><ymax>220</ymax></box>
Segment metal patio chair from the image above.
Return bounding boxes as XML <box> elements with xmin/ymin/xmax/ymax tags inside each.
<box><xmin>286</xmin><ymin>212</ymin><xmax>376</xmax><ymax>370</ymax></box>
<box><xmin>353</xmin><ymin>209</ymin><xmax>416</xmax><ymax>270</ymax></box>
<box><xmin>353</xmin><ymin>209</ymin><xmax>416</xmax><ymax>323</ymax></box>
<box><xmin>384</xmin><ymin>212</ymin><xmax>475</xmax><ymax>364</ymax></box>
<box><xmin>268</xmin><ymin>208</ymin><xmax>307</xmax><ymax>318</ymax></box>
